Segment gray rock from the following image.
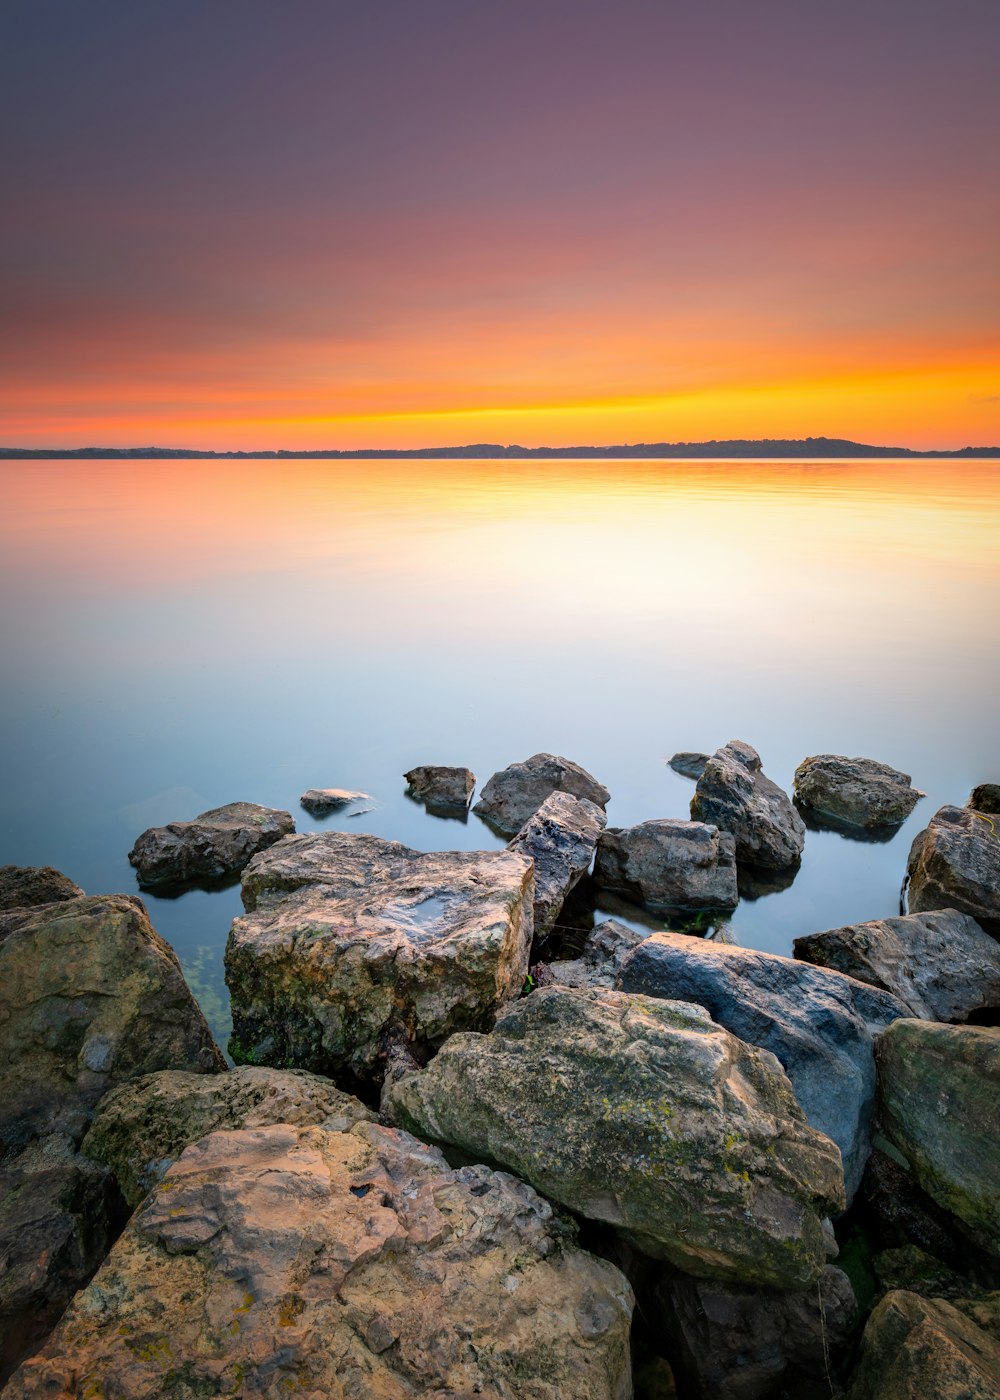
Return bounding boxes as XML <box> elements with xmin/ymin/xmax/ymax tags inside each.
<box><xmin>0</xmin><ymin>866</ymin><xmax>83</xmax><ymax>911</ymax></box>
<box><xmin>404</xmin><ymin>765</ymin><xmax>475</xmax><ymax>810</ymax></box>
<box><xmin>300</xmin><ymin>786</ymin><xmax>372</xmax><ymax>814</ymax></box>
<box><xmin>691</xmin><ymin>740</ymin><xmax>805</xmax><ymax>870</ymax></box>
<box><xmin>906</xmin><ymin>805</ymin><xmax>1000</xmax><ymax>930</ymax></box>
<box><xmin>668</xmin><ymin>752</ymin><xmax>709</xmax><ymax>779</ymax></box>
<box><xmin>616</xmin><ymin>931</ymin><xmax>908</xmax><ymax>1201</ymax></box>
<box><xmin>227</xmin><ymin>832</ymin><xmax>534</xmax><ymax>1084</ymax></box>
<box><xmin>541</xmin><ymin>918</ymin><xmax>647</xmax><ymax>989</ymax></box>
<box><xmin>509</xmin><ymin>791</ymin><xmax>606</xmax><ymax>937</ymax></box>
<box><xmin>128</xmin><ymin>801</ymin><xmax>294</xmax><ymax>886</ymax></box>
<box><xmin>968</xmin><ymin>783</ymin><xmax>1000</xmax><ymax>815</ymax></box>
<box><xmin>385</xmin><ymin>985</ymin><xmax>845</xmax><ymax>1287</ymax></box>
<box><xmin>794</xmin><ymin>909</ymin><xmax>1000</xmax><ymax>1022</ymax></box>
<box><xmin>846</xmin><ymin>1289</ymin><xmax>1000</xmax><ymax>1400</ymax></box>
<box><xmin>794</xmin><ymin>754</ymin><xmax>924</xmax><ymax>832</ymax></box>
<box><xmin>473</xmin><ymin>751</ymin><xmax>610</xmax><ymax>835</ymax></box>
<box><xmin>593</xmin><ymin>818</ymin><xmax>738</xmax><ymax>910</ymax></box>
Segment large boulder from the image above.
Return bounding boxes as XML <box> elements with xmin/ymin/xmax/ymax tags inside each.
<box><xmin>226</xmin><ymin>832</ymin><xmax>534</xmax><ymax>1084</ymax></box>
<box><xmin>0</xmin><ymin>865</ymin><xmax>83</xmax><ymax>910</ymax></box>
<box><xmin>128</xmin><ymin>800</ymin><xmax>294</xmax><ymax>886</ymax></box>
<box><xmin>616</xmin><ymin>932</ymin><xmax>908</xmax><ymax>1201</ymax></box>
<box><xmin>876</xmin><ymin>1019</ymin><xmax>1000</xmax><ymax>1257</ymax></box>
<box><xmin>846</xmin><ymin>1290</ymin><xmax>1000</xmax><ymax>1400</ymax></box>
<box><xmin>906</xmin><ymin>805</ymin><xmax>1000</xmax><ymax>930</ymax></box>
<box><xmin>593</xmin><ymin>819</ymin><xmax>738</xmax><ymax>911</ymax></box>
<box><xmin>473</xmin><ymin>751</ymin><xmax>610</xmax><ymax>835</ymax></box>
<box><xmin>794</xmin><ymin>909</ymin><xmax>1000</xmax><ymax>1022</ymax></box>
<box><xmin>83</xmin><ymin>1066</ymin><xmax>375</xmax><ymax>1208</ymax></box>
<box><xmin>404</xmin><ymin>764</ymin><xmax>476</xmax><ymax>811</ymax></box>
<box><xmin>509</xmin><ymin>791</ymin><xmax>606</xmax><ymax>938</ymax></box>
<box><xmin>794</xmin><ymin>754</ymin><xmax>924</xmax><ymax>833</ymax></box>
<box><xmin>385</xmin><ymin>985</ymin><xmax>845</xmax><ymax>1287</ymax></box>
<box><xmin>691</xmin><ymin>740</ymin><xmax>805</xmax><ymax>870</ymax></box>
<box><xmin>5</xmin><ymin>1123</ymin><xmax>635</xmax><ymax>1400</ymax></box>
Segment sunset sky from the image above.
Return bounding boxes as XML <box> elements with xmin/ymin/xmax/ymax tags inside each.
<box><xmin>2</xmin><ymin>0</ymin><xmax>998</xmax><ymax>450</ymax></box>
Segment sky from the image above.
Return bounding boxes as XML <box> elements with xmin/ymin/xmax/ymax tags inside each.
<box><xmin>1</xmin><ymin>0</ymin><xmax>998</xmax><ymax>450</ymax></box>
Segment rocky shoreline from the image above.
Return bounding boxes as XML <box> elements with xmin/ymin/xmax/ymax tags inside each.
<box><xmin>1</xmin><ymin>745</ymin><xmax>998</xmax><ymax>1398</ymax></box>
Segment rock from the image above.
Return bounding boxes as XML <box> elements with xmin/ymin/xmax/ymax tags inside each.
<box><xmin>509</xmin><ymin>791</ymin><xmax>606</xmax><ymax>938</ymax></box>
<box><xmin>668</xmin><ymin>751</ymin><xmax>709</xmax><ymax>779</ymax></box>
<box><xmin>859</xmin><ymin>1149</ymin><xmax>989</xmax><ymax>1275</ymax></box>
<box><xmin>227</xmin><ymin>832</ymin><xmax>534</xmax><ymax>1084</ymax></box>
<box><xmin>691</xmin><ymin>740</ymin><xmax>805</xmax><ymax>870</ymax></box>
<box><xmin>661</xmin><ymin>1264</ymin><xmax>855</xmax><ymax>1400</ymax></box>
<box><xmin>541</xmin><ymin>918</ymin><xmax>647</xmax><ymax>989</ymax></box>
<box><xmin>593</xmin><ymin>819</ymin><xmax>738</xmax><ymax>911</ymax></box>
<box><xmin>846</xmin><ymin>1290</ymin><xmax>1000</xmax><ymax>1399</ymax></box>
<box><xmin>872</xmin><ymin>1245</ymin><xmax>998</xmax><ymax>1307</ymax></box>
<box><xmin>906</xmin><ymin>805</ymin><xmax>1000</xmax><ymax>930</ymax></box>
<box><xmin>300</xmin><ymin>787</ymin><xmax>372</xmax><ymax>814</ymax></box>
<box><xmin>794</xmin><ymin>754</ymin><xmax>924</xmax><ymax>832</ymax></box>
<box><xmin>876</xmin><ymin>1019</ymin><xmax>1000</xmax><ymax>1257</ymax></box>
<box><xmin>968</xmin><ymin>784</ymin><xmax>1000</xmax><ymax>815</ymax></box>
<box><xmin>5</xmin><ymin>1122</ymin><xmax>635</xmax><ymax>1400</ymax></box>
<box><xmin>473</xmin><ymin>751</ymin><xmax>610</xmax><ymax>836</ymax></box>
<box><xmin>385</xmin><ymin>985</ymin><xmax>845</xmax><ymax>1287</ymax></box>
<box><xmin>404</xmin><ymin>765</ymin><xmax>475</xmax><ymax>810</ymax></box>
<box><xmin>0</xmin><ymin>865</ymin><xmax>83</xmax><ymax>911</ymax></box>
<box><xmin>794</xmin><ymin>910</ymin><xmax>1000</xmax><ymax>1022</ymax></box>
<box><xmin>128</xmin><ymin>801</ymin><xmax>294</xmax><ymax>886</ymax></box>
<box><xmin>616</xmin><ymin>932</ymin><xmax>908</xmax><ymax>1201</ymax></box>
<box><xmin>83</xmin><ymin>1066</ymin><xmax>375</xmax><ymax>1208</ymax></box>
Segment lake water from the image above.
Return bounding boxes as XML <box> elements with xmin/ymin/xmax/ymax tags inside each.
<box><xmin>1</xmin><ymin>456</ymin><xmax>998</xmax><ymax>1049</ymax></box>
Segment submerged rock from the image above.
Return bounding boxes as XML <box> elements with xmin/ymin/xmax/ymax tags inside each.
<box><xmin>616</xmin><ymin>931</ymin><xmax>908</xmax><ymax>1201</ymax></box>
<box><xmin>128</xmin><ymin>800</ymin><xmax>294</xmax><ymax>886</ymax></box>
<box><xmin>668</xmin><ymin>751</ymin><xmax>709</xmax><ymax>779</ymax></box>
<box><xmin>5</xmin><ymin>1123</ymin><xmax>635</xmax><ymax>1400</ymax></box>
<box><xmin>227</xmin><ymin>832</ymin><xmax>534</xmax><ymax>1084</ymax></box>
<box><xmin>0</xmin><ymin>865</ymin><xmax>83</xmax><ymax>911</ymax></box>
<box><xmin>794</xmin><ymin>909</ymin><xmax>1000</xmax><ymax>1023</ymax></box>
<box><xmin>593</xmin><ymin>818</ymin><xmax>738</xmax><ymax>911</ymax></box>
<box><xmin>385</xmin><ymin>985</ymin><xmax>845</xmax><ymax>1287</ymax></box>
<box><xmin>691</xmin><ymin>740</ymin><xmax>805</xmax><ymax>870</ymax></box>
<box><xmin>968</xmin><ymin>783</ymin><xmax>1000</xmax><ymax>815</ymax></box>
<box><xmin>404</xmin><ymin>764</ymin><xmax>475</xmax><ymax>810</ymax></box>
<box><xmin>906</xmin><ymin>805</ymin><xmax>1000</xmax><ymax>929</ymax></box>
<box><xmin>509</xmin><ymin>790</ymin><xmax>606</xmax><ymax>938</ymax></box>
<box><xmin>473</xmin><ymin>751</ymin><xmax>610</xmax><ymax>835</ymax></box>
<box><xmin>794</xmin><ymin>754</ymin><xmax>924</xmax><ymax>832</ymax></box>
<box><xmin>300</xmin><ymin>786</ymin><xmax>373</xmax><ymax>814</ymax></box>
<box><xmin>846</xmin><ymin>1289</ymin><xmax>1000</xmax><ymax>1400</ymax></box>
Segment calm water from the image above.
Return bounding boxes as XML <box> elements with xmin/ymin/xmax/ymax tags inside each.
<box><xmin>1</xmin><ymin>457</ymin><xmax>998</xmax><ymax>1046</ymax></box>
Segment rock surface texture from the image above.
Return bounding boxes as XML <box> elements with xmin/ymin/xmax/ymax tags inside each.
<box><xmin>227</xmin><ymin>832</ymin><xmax>534</xmax><ymax>1083</ymax></box>
<box><xmin>128</xmin><ymin>801</ymin><xmax>294</xmax><ymax>886</ymax></box>
<box><xmin>300</xmin><ymin>788</ymin><xmax>372</xmax><ymax>814</ymax></box>
<box><xmin>404</xmin><ymin>765</ymin><xmax>476</xmax><ymax>810</ymax></box>
<box><xmin>593</xmin><ymin>818</ymin><xmax>738</xmax><ymax>911</ymax></box>
<box><xmin>509</xmin><ymin>790</ymin><xmax>606</xmax><ymax>937</ymax></box>
<box><xmin>0</xmin><ymin>865</ymin><xmax>83</xmax><ymax>910</ymax></box>
<box><xmin>668</xmin><ymin>751</ymin><xmax>709</xmax><ymax>779</ymax></box>
<box><xmin>386</xmin><ymin>985</ymin><xmax>845</xmax><ymax>1286</ymax></box>
<box><xmin>616</xmin><ymin>932</ymin><xmax>908</xmax><ymax>1201</ymax></box>
<box><xmin>794</xmin><ymin>909</ymin><xmax>1000</xmax><ymax>1022</ymax></box>
<box><xmin>968</xmin><ymin>783</ymin><xmax>1000</xmax><ymax>815</ymax></box>
<box><xmin>691</xmin><ymin>740</ymin><xmax>805</xmax><ymax>870</ymax></box>
<box><xmin>794</xmin><ymin>754</ymin><xmax>924</xmax><ymax>832</ymax></box>
<box><xmin>847</xmin><ymin>1289</ymin><xmax>1000</xmax><ymax>1400</ymax></box>
<box><xmin>540</xmin><ymin>918</ymin><xmax>647</xmax><ymax>989</ymax></box>
<box><xmin>473</xmin><ymin>751</ymin><xmax>610</xmax><ymax>835</ymax></box>
<box><xmin>906</xmin><ymin>804</ymin><xmax>1000</xmax><ymax>929</ymax></box>
<box><xmin>5</xmin><ymin>1122</ymin><xmax>635</xmax><ymax>1400</ymax></box>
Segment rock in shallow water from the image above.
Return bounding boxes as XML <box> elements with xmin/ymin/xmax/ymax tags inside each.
<box><xmin>846</xmin><ymin>1289</ymin><xmax>1000</xmax><ymax>1400</ymax></box>
<box><xmin>691</xmin><ymin>739</ymin><xmax>805</xmax><ymax>871</ymax></box>
<box><xmin>906</xmin><ymin>805</ymin><xmax>1000</xmax><ymax>930</ymax></box>
<box><xmin>668</xmin><ymin>751</ymin><xmax>709</xmax><ymax>779</ymax></box>
<box><xmin>794</xmin><ymin>754</ymin><xmax>924</xmax><ymax>832</ymax></box>
<box><xmin>0</xmin><ymin>865</ymin><xmax>83</xmax><ymax>910</ymax></box>
<box><xmin>403</xmin><ymin>764</ymin><xmax>475</xmax><ymax>810</ymax></box>
<box><xmin>128</xmin><ymin>800</ymin><xmax>294</xmax><ymax>886</ymax></box>
<box><xmin>300</xmin><ymin>787</ymin><xmax>373</xmax><ymax>814</ymax></box>
<box><xmin>473</xmin><ymin>751</ymin><xmax>610</xmax><ymax>835</ymax></box>
<box><xmin>593</xmin><ymin>818</ymin><xmax>738</xmax><ymax>911</ymax></box>
<box><xmin>509</xmin><ymin>790</ymin><xmax>606</xmax><ymax>937</ymax></box>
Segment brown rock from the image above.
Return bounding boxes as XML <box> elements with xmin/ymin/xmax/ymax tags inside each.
<box><xmin>846</xmin><ymin>1289</ymin><xmax>1000</xmax><ymax>1399</ymax></box>
<box><xmin>509</xmin><ymin>790</ymin><xmax>606</xmax><ymax>937</ymax></box>
<box><xmin>473</xmin><ymin>751</ymin><xmax>610</xmax><ymax>835</ymax></box>
<box><xmin>0</xmin><ymin>865</ymin><xmax>83</xmax><ymax>911</ymax></box>
<box><xmin>128</xmin><ymin>801</ymin><xmax>294</xmax><ymax>886</ymax></box>
<box><xmin>404</xmin><ymin>765</ymin><xmax>475</xmax><ymax>810</ymax></box>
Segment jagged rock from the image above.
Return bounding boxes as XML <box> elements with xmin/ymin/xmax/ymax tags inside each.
<box><xmin>876</xmin><ymin>1019</ymin><xmax>1000</xmax><ymax>1257</ymax></box>
<box><xmin>4</xmin><ymin>1123</ymin><xmax>635</xmax><ymax>1400</ymax></box>
<box><xmin>906</xmin><ymin>805</ymin><xmax>1000</xmax><ymax>930</ymax></box>
<box><xmin>794</xmin><ymin>754</ymin><xmax>924</xmax><ymax>832</ymax></box>
<box><xmin>668</xmin><ymin>752</ymin><xmax>709</xmax><ymax>779</ymax></box>
<box><xmin>473</xmin><ymin>751</ymin><xmax>610</xmax><ymax>835</ymax></box>
<box><xmin>509</xmin><ymin>791</ymin><xmax>606</xmax><ymax>937</ymax></box>
<box><xmin>661</xmin><ymin>1264</ymin><xmax>855</xmax><ymax>1400</ymax></box>
<box><xmin>691</xmin><ymin>740</ymin><xmax>804</xmax><ymax>870</ymax></box>
<box><xmin>794</xmin><ymin>909</ymin><xmax>1000</xmax><ymax>1022</ymax></box>
<box><xmin>83</xmin><ymin>1066</ymin><xmax>375</xmax><ymax>1208</ymax></box>
<box><xmin>846</xmin><ymin>1290</ymin><xmax>1000</xmax><ymax>1399</ymax></box>
<box><xmin>385</xmin><ymin>985</ymin><xmax>845</xmax><ymax>1287</ymax></box>
<box><xmin>541</xmin><ymin>918</ymin><xmax>647</xmax><ymax>989</ymax></box>
<box><xmin>404</xmin><ymin>765</ymin><xmax>475</xmax><ymax>810</ymax></box>
<box><xmin>300</xmin><ymin>787</ymin><xmax>372</xmax><ymax>814</ymax></box>
<box><xmin>872</xmin><ymin>1244</ymin><xmax>998</xmax><ymax>1307</ymax></box>
<box><xmin>593</xmin><ymin>819</ymin><xmax>738</xmax><ymax>911</ymax></box>
<box><xmin>227</xmin><ymin>832</ymin><xmax>534</xmax><ymax>1084</ymax></box>
<box><xmin>968</xmin><ymin>784</ymin><xmax>1000</xmax><ymax>815</ymax></box>
<box><xmin>617</xmin><ymin>932</ymin><xmax>908</xmax><ymax>1201</ymax></box>
<box><xmin>859</xmin><ymin>1149</ymin><xmax>988</xmax><ymax>1274</ymax></box>
<box><xmin>128</xmin><ymin>801</ymin><xmax>294</xmax><ymax>886</ymax></box>
<box><xmin>0</xmin><ymin>865</ymin><xmax>83</xmax><ymax>911</ymax></box>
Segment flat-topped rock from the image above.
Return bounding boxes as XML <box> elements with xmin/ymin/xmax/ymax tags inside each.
<box><xmin>968</xmin><ymin>783</ymin><xmax>1000</xmax><ymax>815</ymax></box>
<box><xmin>593</xmin><ymin>818</ymin><xmax>738</xmax><ymax>910</ymax></box>
<box><xmin>509</xmin><ymin>790</ymin><xmax>606</xmax><ymax>937</ymax></box>
<box><xmin>404</xmin><ymin>765</ymin><xmax>475</xmax><ymax>810</ymax></box>
<box><xmin>616</xmin><ymin>931</ymin><xmax>908</xmax><ymax>1201</ymax></box>
<box><xmin>0</xmin><ymin>865</ymin><xmax>83</xmax><ymax>911</ymax></box>
<box><xmin>5</xmin><ymin>1123</ymin><xmax>635</xmax><ymax>1400</ymax></box>
<box><xmin>128</xmin><ymin>800</ymin><xmax>294</xmax><ymax>886</ymax></box>
<box><xmin>846</xmin><ymin>1290</ymin><xmax>1000</xmax><ymax>1400</ymax></box>
<box><xmin>227</xmin><ymin>832</ymin><xmax>534</xmax><ymax>1083</ymax></box>
<box><xmin>794</xmin><ymin>754</ymin><xmax>924</xmax><ymax>832</ymax></box>
<box><xmin>691</xmin><ymin>739</ymin><xmax>805</xmax><ymax>870</ymax></box>
<box><xmin>794</xmin><ymin>909</ymin><xmax>1000</xmax><ymax>1022</ymax></box>
<box><xmin>386</xmin><ymin>985</ymin><xmax>845</xmax><ymax>1287</ymax></box>
<box><xmin>473</xmin><ymin>751</ymin><xmax>610</xmax><ymax>835</ymax></box>
<box><xmin>300</xmin><ymin>786</ymin><xmax>372</xmax><ymax>814</ymax></box>
<box><xmin>906</xmin><ymin>805</ymin><xmax>1000</xmax><ymax>929</ymax></box>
